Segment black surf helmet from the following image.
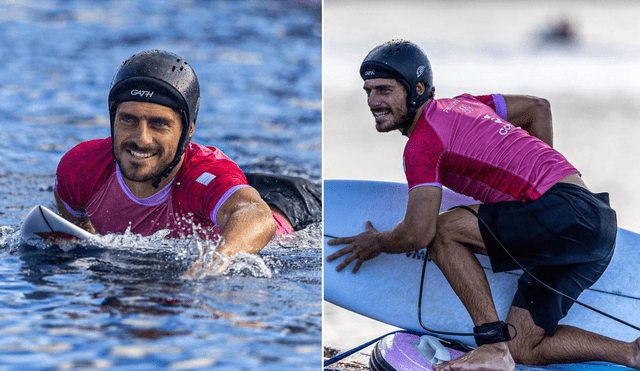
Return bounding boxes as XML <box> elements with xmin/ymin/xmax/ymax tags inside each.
<box><xmin>108</xmin><ymin>50</ymin><xmax>201</xmax><ymax>188</ymax></box>
<box><xmin>360</xmin><ymin>40</ymin><xmax>434</xmax><ymax>134</ymax></box>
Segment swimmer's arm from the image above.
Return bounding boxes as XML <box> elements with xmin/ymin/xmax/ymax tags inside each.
<box><xmin>53</xmin><ymin>190</ymin><xmax>96</xmax><ymax>234</ymax></box>
<box><xmin>215</xmin><ymin>187</ymin><xmax>277</xmax><ymax>257</ymax></box>
<box><xmin>503</xmin><ymin>95</ymin><xmax>553</xmax><ymax>148</ymax></box>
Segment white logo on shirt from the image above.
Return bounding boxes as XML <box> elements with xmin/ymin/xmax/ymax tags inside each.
<box><xmin>499</xmin><ymin>124</ymin><xmax>514</xmax><ymax>135</ymax></box>
<box><xmin>484</xmin><ymin>114</ymin><xmax>504</xmax><ymax>124</ymax></box>
<box><xmin>196</xmin><ymin>172</ymin><xmax>216</xmax><ymax>186</ymax></box>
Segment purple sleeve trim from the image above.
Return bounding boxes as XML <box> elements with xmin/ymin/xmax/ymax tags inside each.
<box><xmin>492</xmin><ymin>94</ymin><xmax>508</xmax><ymax>120</ymax></box>
<box><xmin>61</xmin><ymin>198</ymin><xmax>87</xmax><ymax>218</ymax></box>
<box><xmin>408</xmin><ymin>182</ymin><xmax>442</xmax><ymax>192</ymax></box>
<box><xmin>210</xmin><ymin>184</ymin><xmax>251</xmax><ymax>226</ymax></box>
<box><xmin>54</xmin><ymin>176</ymin><xmax>87</xmax><ymax>217</ymax></box>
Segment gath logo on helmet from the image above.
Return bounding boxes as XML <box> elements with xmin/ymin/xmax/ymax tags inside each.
<box><xmin>130</xmin><ymin>89</ymin><xmax>155</xmax><ymax>98</ymax></box>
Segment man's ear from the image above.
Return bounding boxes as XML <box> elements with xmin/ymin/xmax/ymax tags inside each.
<box><xmin>416</xmin><ymin>82</ymin><xmax>426</xmax><ymax>95</ymax></box>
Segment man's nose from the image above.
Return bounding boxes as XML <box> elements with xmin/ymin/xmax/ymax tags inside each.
<box><xmin>367</xmin><ymin>92</ymin><xmax>380</xmax><ymax>107</ymax></box>
<box><xmin>132</xmin><ymin>122</ymin><xmax>153</xmax><ymax>147</ymax></box>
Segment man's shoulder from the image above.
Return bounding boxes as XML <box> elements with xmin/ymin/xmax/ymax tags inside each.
<box><xmin>176</xmin><ymin>142</ymin><xmax>247</xmax><ymax>191</ymax></box>
<box><xmin>184</xmin><ymin>142</ymin><xmax>234</xmax><ymax>163</ymax></box>
<box><xmin>56</xmin><ymin>138</ymin><xmax>115</xmax><ymax>202</ymax></box>
<box><xmin>59</xmin><ymin>138</ymin><xmax>113</xmax><ymax>171</ymax></box>
<box><xmin>429</xmin><ymin>94</ymin><xmax>489</xmax><ymax>112</ymax></box>
<box><xmin>181</xmin><ymin>142</ymin><xmax>241</xmax><ymax>173</ymax></box>
<box><xmin>64</xmin><ymin>138</ymin><xmax>113</xmax><ymax>160</ymax></box>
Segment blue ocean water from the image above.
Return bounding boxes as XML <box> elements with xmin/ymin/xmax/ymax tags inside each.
<box><xmin>0</xmin><ymin>1</ymin><xmax>321</xmax><ymax>370</ymax></box>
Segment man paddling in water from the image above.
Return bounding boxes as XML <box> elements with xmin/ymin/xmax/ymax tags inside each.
<box><xmin>327</xmin><ymin>40</ymin><xmax>640</xmax><ymax>370</ymax></box>
<box><xmin>55</xmin><ymin>50</ymin><xmax>320</xmax><ymax>276</ymax></box>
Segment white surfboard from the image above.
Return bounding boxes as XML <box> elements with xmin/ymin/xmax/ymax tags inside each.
<box><xmin>324</xmin><ymin>179</ymin><xmax>640</xmax><ymax>347</ymax></box>
<box><xmin>20</xmin><ymin>205</ymin><xmax>93</xmax><ymax>242</ymax></box>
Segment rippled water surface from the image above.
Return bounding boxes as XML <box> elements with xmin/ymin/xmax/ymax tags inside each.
<box><xmin>0</xmin><ymin>1</ymin><xmax>321</xmax><ymax>369</ymax></box>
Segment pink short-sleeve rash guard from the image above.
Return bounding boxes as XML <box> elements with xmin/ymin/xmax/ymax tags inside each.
<box><xmin>403</xmin><ymin>94</ymin><xmax>579</xmax><ymax>203</ymax></box>
<box><xmin>55</xmin><ymin>138</ymin><xmax>292</xmax><ymax>239</ymax></box>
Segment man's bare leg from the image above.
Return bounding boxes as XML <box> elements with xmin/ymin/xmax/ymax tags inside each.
<box><xmin>429</xmin><ymin>206</ymin><xmax>640</xmax><ymax>370</ymax></box>
<box><xmin>507</xmin><ymin>306</ymin><xmax>640</xmax><ymax>369</ymax></box>
<box><xmin>428</xmin><ymin>206</ymin><xmax>514</xmax><ymax>371</ymax></box>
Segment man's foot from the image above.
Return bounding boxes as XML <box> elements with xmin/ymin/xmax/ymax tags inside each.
<box><xmin>433</xmin><ymin>342</ymin><xmax>515</xmax><ymax>371</ymax></box>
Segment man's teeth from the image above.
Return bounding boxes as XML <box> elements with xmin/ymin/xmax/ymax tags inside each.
<box><xmin>374</xmin><ymin>110</ymin><xmax>389</xmax><ymax>118</ymax></box>
<box><xmin>130</xmin><ymin>150</ymin><xmax>153</xmax><ymax>159</ymax></box>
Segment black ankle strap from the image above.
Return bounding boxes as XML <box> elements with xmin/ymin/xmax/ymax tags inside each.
<box><xmin>473</xmin><ymin>321</ymin><xmax>515</xmax><ymax>346</ymax></box>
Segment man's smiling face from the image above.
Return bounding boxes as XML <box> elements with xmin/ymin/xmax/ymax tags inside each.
<box><xmin>363</xmin><ymin>78</ymin><xmax>409</xmax><ymax>133</ymax></box>
<box><xmin>113</xmin><ymin>101</ymin><xmax>183</xmax><ymax>184</ymax></box>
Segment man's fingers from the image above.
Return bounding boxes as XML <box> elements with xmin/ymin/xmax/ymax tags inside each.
<box><xmin>352</xmin><ymin>259</ymin><xmax>364</xmax><ymax>273</ymax></box>
<box><xmin>335</xmin><ymin>253</ymin><xmax>357</xmax><ymax>272</ymax></box>
<box><xmin>327</xmin><ymin>236</ymin><xmax>355</xmax><ymax>245</ymax></box>
<box><xmin>326</xmin><ymin>246</ymin><xmax>352</xmax><ymax>262</ymax></box>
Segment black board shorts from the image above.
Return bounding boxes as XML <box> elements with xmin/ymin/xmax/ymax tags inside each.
<box><xmin>245</xmin><ymin>173</ymin><xmax>321</xmax><ymax>231</ymax></box>
<box><xmin>477</xmin><ymin>182</ymin><xmax>617</xmax><ymax>336</ymax></box>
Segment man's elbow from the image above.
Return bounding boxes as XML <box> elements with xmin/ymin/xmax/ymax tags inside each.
<box><xmin>264</xmin><ymin>212</ymin><xmax>277</xmax><ymax>239</ymax></box>
<box><xmin>396</xmin><ymin>222</ymin><xmax>435</xmax><ymax>253</ymax></box>
<box><xmin>533</xmin><ymin>96</ymin><xmax>551</xmax><ymax>115</ymax></box>
<box><xmin>413</xmin><ymin>226</ymin><xmax>435</xmax><ymax>250</ymax></box>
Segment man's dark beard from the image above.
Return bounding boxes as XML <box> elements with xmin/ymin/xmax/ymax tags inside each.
<box><xmin>115</xmin><ymin>142</ymin><xmax>172</xmax><ymax>183</ymax></box>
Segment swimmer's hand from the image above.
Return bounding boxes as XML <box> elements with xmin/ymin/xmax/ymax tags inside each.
<box><xmin>182</xmin><ymin>243</ymin><xmax>229</xmax><ymax>279</ymax></box>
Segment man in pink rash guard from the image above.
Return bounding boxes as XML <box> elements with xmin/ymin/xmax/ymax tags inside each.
<box><xmin>327</xmin><ymin>40</ymin><xmax>639</xmax><ymax>370</ymax></box>
<box><xmin>54</xmin><ymin>50</ymin><xmax>320</xmax><ymax>276</ymax></box>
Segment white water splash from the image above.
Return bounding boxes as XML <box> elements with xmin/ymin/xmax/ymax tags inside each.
<box><xmin>0</xmin><ymin>226</ymin><xmax>20</xmax><ymax>250</ymax></box>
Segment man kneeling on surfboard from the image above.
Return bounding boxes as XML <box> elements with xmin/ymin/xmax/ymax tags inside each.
<box><xmin>54</xmin><ymin>50</ymin><xmax>320</xmax><ymax>276</ymax></box>
<box><xmin>327</xmin><ymin>39</ymin><xmax>639</xmax><ymax>370</ymax></box>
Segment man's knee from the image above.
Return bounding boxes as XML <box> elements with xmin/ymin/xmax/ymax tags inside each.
<box><xmin>506</xmin><ymin>306</ymin><xmax>547</xmax><ymax>365</ymax></box>
<box><xmin>428</xmin><ymin>208</ymin><xmax>484</xmax><ymax>262</ymax></box>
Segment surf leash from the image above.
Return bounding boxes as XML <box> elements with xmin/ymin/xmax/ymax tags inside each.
<box><xmin>323</xmin><ymin>331</ymin><xmax>395</xmax><ymax>367</ymax></box>
<box><xmin>417</xmin><ymin>205</ymin><xmax>640</xmax><ymax>334</ymax></box>
<box><xmin>416</xmin><ymin>236</ymin><xmax>518</xmax><ymax>343</ymax></box>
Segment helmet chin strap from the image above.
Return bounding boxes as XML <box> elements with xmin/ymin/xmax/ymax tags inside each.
<box><xmin>400</xmin><ymin>92</ymin><xmax>422</xmax><ymax>136</ymax></box>
<box><xmin>400</xmin><ymin>107</ymin><xmax>417</xmax><ymax>136</ymax></box>
<box><xmin>151</xmin><ymin>155</ymin><xmax>181</xmax><ymax>189</ymax></box>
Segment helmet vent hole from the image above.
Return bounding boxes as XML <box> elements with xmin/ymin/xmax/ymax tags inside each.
<box><xmin>180</xmin><ymin>66</ymin><xmax>184</xmax><ymax>71</ymax></box>
<box><xmin>172</xmin><ymin>66</ymin><xmax>176</xmax><ymax>71</ymax></box>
